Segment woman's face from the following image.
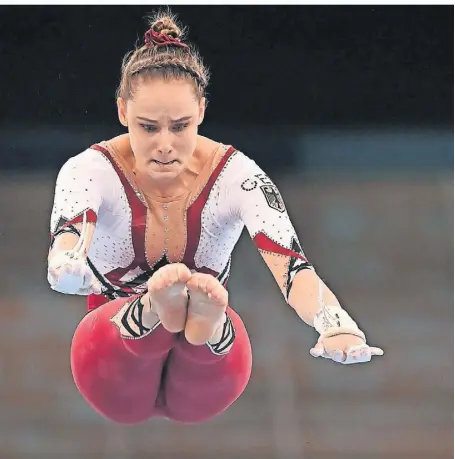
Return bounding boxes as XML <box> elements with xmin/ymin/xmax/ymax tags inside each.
<box><xmin>117</xmin><ymin>78</ymin><xmax>205</xmax><ymax>182</ymax></box>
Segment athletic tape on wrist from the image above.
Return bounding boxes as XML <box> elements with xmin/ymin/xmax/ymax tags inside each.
<box><xmin>313</xmin><ymin>279</ymin><xmax>366</xmax><ymax>342</ymax></box>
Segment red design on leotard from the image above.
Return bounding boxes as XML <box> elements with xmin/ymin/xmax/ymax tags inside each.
<box><xmin>183</xmin><ymin>147</ymin><xmax>236</xmax><ymax>269</ymax></box>
<box><xmin>87</xmin><ymin>145</ymin><xmax>236</xmax><ymax>310</ymax></box>
<box><xmin>253</xmin><ymin>232</ymin><xmax>308</xmax><ymax>261</ymax></box>
<box><xmin>90</xmin><ymin>144</ymin><xmax>150</xmax><ymax>291</ymax></box>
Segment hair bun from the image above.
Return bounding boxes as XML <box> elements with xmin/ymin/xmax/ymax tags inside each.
<box><xmin>150</xmin><ymin>15</ymin><xmax>182</xmax><ymax>40</ymax></box>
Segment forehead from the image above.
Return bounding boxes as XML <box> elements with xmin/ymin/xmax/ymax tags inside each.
<box><xmin>129</xmin><ymin>78</ymin><xmax>198</xmax><ymax>116</ymax></box>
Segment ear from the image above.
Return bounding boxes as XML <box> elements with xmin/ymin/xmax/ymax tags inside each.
<box><xmin>198</xmin><ymin>97</ymin><xmax>206</xmax><ymax>125</ymax></box>
<box><xmin>117</xmin><ymin>97</ymin><xmax>128</xmax><ymax>127</ymax></box>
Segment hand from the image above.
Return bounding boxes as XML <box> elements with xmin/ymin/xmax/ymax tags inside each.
<box><xmin>310</xmin><ymin>333</ymin><xmax>384</xmax><ymax>364</ymax></box>
<box><xmin>47</xmin><ymin>214</ymin><xmax>101</xmax><ymax>295</ymax></box>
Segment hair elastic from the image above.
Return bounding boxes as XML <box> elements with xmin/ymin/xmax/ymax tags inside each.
<box><xmin>144</xmin><ymin>29</ymin><xmax>189</xmax><ymax>51</ymax></box>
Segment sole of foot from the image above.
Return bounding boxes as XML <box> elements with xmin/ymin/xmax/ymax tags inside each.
<box><xmin>144</xmin><ymin>263</ymin><xmax>192</xmax><ymax>333</ymax></box>
<box><xmin>184</xmin><ymin>273</ymin><xmax>228</xmax><ymax>346</ymax></box>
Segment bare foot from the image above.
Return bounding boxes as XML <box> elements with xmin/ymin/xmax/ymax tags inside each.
<box><xmin>142</xmin><ymin>263</ymin><xmax>192</xmax><ymax>333</ymax></box>
<box><xmin>185</xmin><ymin>273</ymin><xmax>228</xmax><ymax>346</ymax></box>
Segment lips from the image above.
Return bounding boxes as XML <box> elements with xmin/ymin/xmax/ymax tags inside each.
<box><xmin>152</xmin><ymin>159</ymin><xmax>178</xmax><ymax>165</ymax></box>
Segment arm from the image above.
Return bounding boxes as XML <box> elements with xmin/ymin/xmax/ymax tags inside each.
<box><xmin>48</xmin><ymin>150</ymin><xmax>108</xmax><ymax>294</ymax></box>
<box><xmin>49</xmin><ymin>223</ymin><xmax>95</xmax><ymax>262</ymax></box>
<box><xmin>234</xmin><ymin>164</ymin><xmax>346</xmax><ymax>327</ymax></box>
<box><xmin>228</xmin><ymin>153</ymin><xmax>382</xmax><ymax>363</ymax></box>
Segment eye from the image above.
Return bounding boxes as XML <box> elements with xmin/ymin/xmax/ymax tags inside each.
<box><xmin>172</xmin><ymin>123</ymin><xmax>189</xmax><ymax>133</ymax></box>
<box><xmin>140</xmin><ymin>124</ymin><xmax>158</xmax><ymax>133</ymax></box>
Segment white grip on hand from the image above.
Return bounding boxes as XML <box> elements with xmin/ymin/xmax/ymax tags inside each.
<box><xmin>48</xmin><ymin>251</ymin><xmax>90</xmax><ymax>294</ymax></box>
<box><xmin>313</xmin><ymin>279</ymin><xmax>366</xmax><ymax>342</ymax></box>
<box><xmin>47</xmin><ymin>212</ymin><xmax>101</xmax><ymax>295</ymax></box>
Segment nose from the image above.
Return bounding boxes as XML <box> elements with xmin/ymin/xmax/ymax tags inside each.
<box><xmin>157</xmin><ymin>130</ymin><xmax>172</xmax><ymax>155</ymax></box>
<box><xmin>158</xmin><ymin>145</ymin><xmax>172</xmax><ymax>155</ymax></box>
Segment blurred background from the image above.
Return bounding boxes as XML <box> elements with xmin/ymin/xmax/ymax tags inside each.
<box><xmin>0</xmin><ymin>4</ymin><xmax>453</xmax><ymax>459</ymax></box>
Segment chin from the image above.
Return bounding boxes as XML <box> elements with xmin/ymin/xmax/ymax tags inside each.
<box><xmin>147</xmin><ymin>165</ymin><xmax>182</xmax><ymax>181</ymax></box>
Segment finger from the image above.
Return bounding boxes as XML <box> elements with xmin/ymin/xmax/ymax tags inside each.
<box><xmin>79</xmin><ymin>279</ymin><xmax>102</xmax><ymax>295</ymax></box>
<box><xmin>55</xmin><ymin>270</ymin><xmax>84</xmax><ymax>293</ymax></box>
<box><xmin>369</xmin><ymin>346</ymin><xmax>384</xmax><ymax>356</ymax></box>
<box><xmin>48</xmin><ymin>251</ymin><xmax>69</xmax><ymax>271</ymax></box>
<box><xmin>91</xmin><ymin>287</ymin><xmax>102</xmax><ymax>295</ymax></box>
<box><xmin>47</xmin><ymin>269</ymin><xmax>58</xmax><ymax>287</ymax></box>
<box><xmin>347</xmin><ymin>353</ymin><xmax>370</xmax><ymax>364</ymax></box>
<box><xmin>48</xmin><ymin>266</ymin><xmax>59</xmax><ymax>280</ymax></box>
<box><xmin>346</xmin><ymin>345</ymin><xmax>384</xmax><ymax>362</ymax></box>
<box><xmin>82</xmin><ymin>269</ymin><xmax>97</xmax><ymax>289</ymax></box>
<box><xmin>91</xmin><ymin>279</ymin><xmax>102</xmax><ymax>295</ymax></box>
<box><xmin>78</xmin><ymin>287</ymin><xmax>95</xmax><ymax>296</ymax></box>
<box><xmin>309</xmin><ymin>341</ymin><xmax>325</xmax><ymax>358</ymax></box>
<box><xmin>72</xmin><ymin>262</ymin><xmax>84</xmax><ymax>277</ymax></box>
<box><xmin>332</xmin><ymin>349</ymin><xmax>346</xmax><ymax>363</ymax></box>
<box><xmin>344</xmin><ymin>345</ymin><xmax>372</xmax><ymax>364</ymax></box>
<box><xmin>62</xmin><ymin>263</ymin><xmax>73</xmax><ymax>275</ymax></box>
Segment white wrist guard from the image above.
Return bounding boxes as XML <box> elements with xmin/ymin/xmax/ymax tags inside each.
<box><xmin>313</xmin><ymin>280</ymin><xmax>366</xmax><ymax>342</ymax></box>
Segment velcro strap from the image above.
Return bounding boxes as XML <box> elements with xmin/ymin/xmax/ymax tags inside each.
<box><xmin>320</xmin><ymin>326</ymin><xmax>366</xmax><ymax>342</ymax></box>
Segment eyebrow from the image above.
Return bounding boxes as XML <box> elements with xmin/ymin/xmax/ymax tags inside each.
<box><xmin>137</xmin><ymin>116</ymin><xmax>192</xmax><ymax>123</ymax></box>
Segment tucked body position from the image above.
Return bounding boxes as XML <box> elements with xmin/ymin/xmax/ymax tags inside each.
<box><xmin>47</xmin><ymin>11</ymin><xmax>383</xmax><ymax>425</ymax></box>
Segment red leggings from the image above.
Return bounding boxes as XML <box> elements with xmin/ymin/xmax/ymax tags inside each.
<box><xmin>70</xmin><ymin>296</ymin><xmax>252</xmax><ymax>425</ymax></box>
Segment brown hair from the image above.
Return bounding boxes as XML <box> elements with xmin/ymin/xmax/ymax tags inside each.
<box><xmin>116</xmin><ymin>10</ymin><xmax>210</xmax><ymax>102</ymax></box>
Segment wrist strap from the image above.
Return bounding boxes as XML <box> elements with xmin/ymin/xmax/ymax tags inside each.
<box><xmin>313</xmin><ymin>279</ymin><xmax>366</xmax><ymax>342</ymax></box>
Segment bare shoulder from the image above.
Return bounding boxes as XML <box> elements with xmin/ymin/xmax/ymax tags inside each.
<box><xmin>195</xmin><ymin>135</ymin><xmax>222</xmax><ymax>157</ymax></box>
<box><xmin>196</xmin><ymin>135</ymin><xmax>250</xmax><ymax>166</ymax></box>
<box><xmin>103</xmin><ymin>134</ymin><xmax>131</xmax><ymax>156</ymax></box>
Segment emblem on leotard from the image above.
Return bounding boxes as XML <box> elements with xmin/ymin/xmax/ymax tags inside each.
<box><xmin>240</xmin><ymin>173</ymin><xmax>286</xmax><ymax>213</ymax></box>
<box><xmin>260</xmin><ymin>185</ymin><xmax>286</xmax><ymax>213</ymax></box>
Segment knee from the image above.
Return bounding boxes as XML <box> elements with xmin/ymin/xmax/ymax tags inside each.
<box><xmin>71</xmin><ymin>309</ymin><xmax>126</xmax><ymax>385</ymax></box>
<box><xmin>164</xmin><ymin>361</ymin><xmax>251</xmax><ymax>424</ymax></box>
<box><xmin>164</xmin><ymin>325</ymin><xmax>252</xmax><ymax>424</ymax></box>
<box><xmin>71</xmin><ymin>311</ymin><xmax>161</xmax><ymax>426</ymax></box>
<box><xmin>164</xmin><ymin>379</ymin><xmax>240</xmax><ymax>424</ymax></box>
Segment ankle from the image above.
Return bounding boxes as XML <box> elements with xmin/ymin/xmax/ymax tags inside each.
<box><xmin>207</xmin><ymin>313</ymin><xmax>227</xmax><ymax>344</ymax></box>
<box><xmin>207</xmin><ymin>313</ymin><xmax>235</xmax><ymax>355</ymax></box>
<box><xmin>139</xmin><ymin>294</ymin><xmax>160</xmax><ymax>328</ymax></box>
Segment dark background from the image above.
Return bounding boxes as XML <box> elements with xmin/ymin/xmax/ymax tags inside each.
<box><xmin>1</xmin><ymin>5</ymin><xmax>453</xmax><ymax>127</ymax></box>
<box><xmin>0</xmin><ymin>6</ymin><xmax>452</xmax><ymax>459</ymax></box>
<box><xmin>0</xmin><ymin>6</ymin><xmax>453</xmax><ymax>167</ymax></box>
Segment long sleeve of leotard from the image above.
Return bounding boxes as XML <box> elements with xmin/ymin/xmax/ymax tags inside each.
<box><xmin>50</xmin><ymin>149</ymin><xmax>114</xmax><ymax>239</ymax></box>
<box><xmin>226</xmin><ymin>151</ymin><xmax>314</xmax><ymax>300</ymax></box>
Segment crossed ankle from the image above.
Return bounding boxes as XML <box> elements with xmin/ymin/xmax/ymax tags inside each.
<box><xmin>111</xmin><ymin>295</ymin><xmax>161</xmax><ymax>340</ymax></box>
<box><xmin>140</xmin><ymin>294</ymin><xmax>161</xmax><ymax>323</ymax></box>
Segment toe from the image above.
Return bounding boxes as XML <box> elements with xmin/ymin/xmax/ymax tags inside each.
<box><xmin>175</xmin><ymin>263</ymin><xmax>192</xmax><ymax>283</ymax></box>
<box><xmin>206</xmin><ymin>278</ymin><xmax>228</xmax><ymax>304</ymax></box>
<box><xmin>187</xmin><ymin>273</ymin><xmax>207</xmax><ymax>291</ymax></box>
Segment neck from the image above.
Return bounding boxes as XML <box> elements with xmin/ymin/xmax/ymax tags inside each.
<box><xmin>107</xmin><ymin>134</ymin><xmax>219</xmax><ymax>201</ymax></box>
<box><xmin>137</xmin><ymin>166</ymin><xmax>198</xmax><ymax>200</ymax></box>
